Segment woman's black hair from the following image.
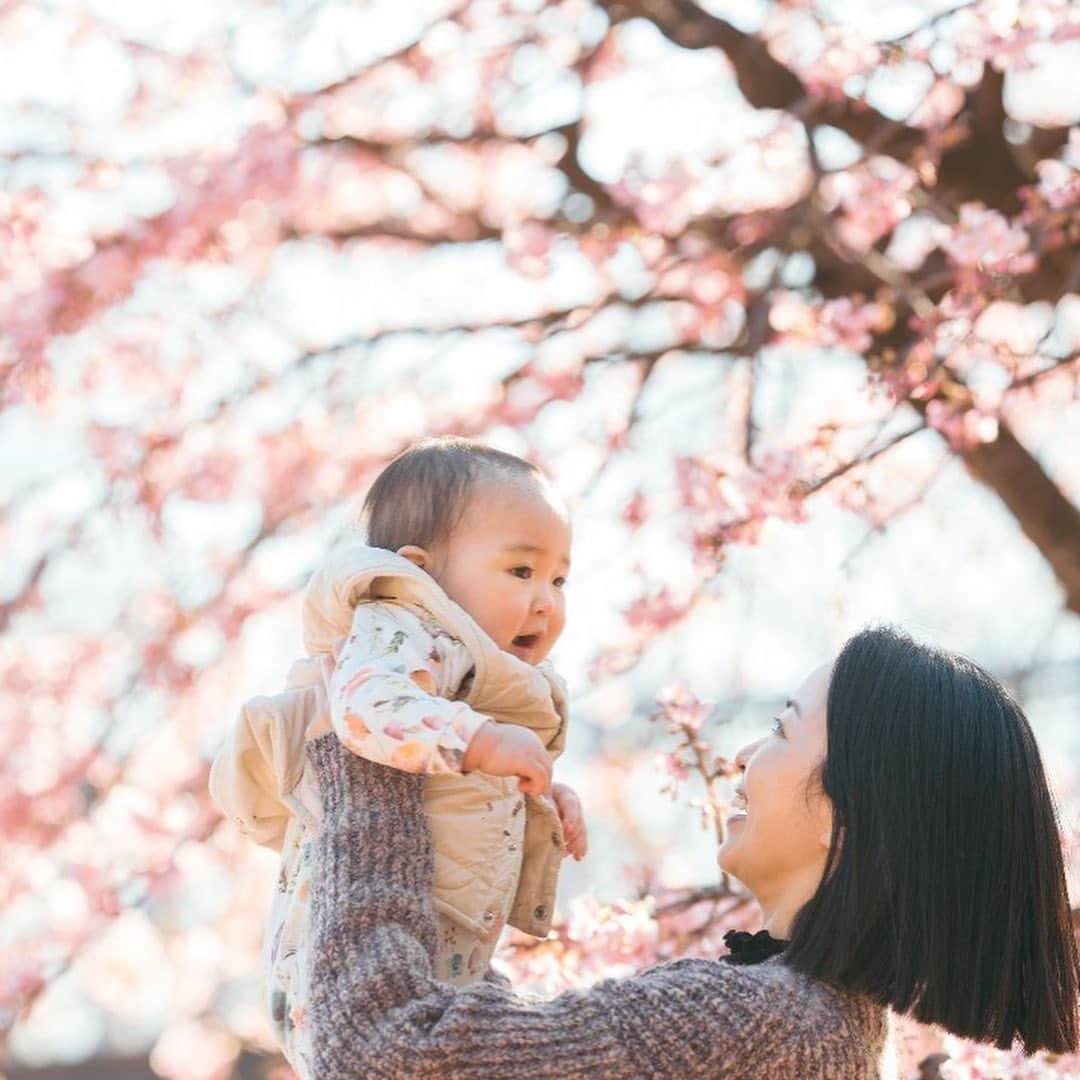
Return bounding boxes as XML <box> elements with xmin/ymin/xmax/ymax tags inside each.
<box><xmin>358</xmin><ymin>436</ymin><xmax>542</xmax><ymax>554</ymax></box>
<box><xmin>784</xmin><ymin>625</ymin><xmax>1079</xmax><ymax>1054</ymax></box>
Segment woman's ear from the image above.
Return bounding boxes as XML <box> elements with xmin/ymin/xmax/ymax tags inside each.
<box><xmin>396</xmin><ymin>545</ymin><xmax>430</xmax><ymax>569</ymax></box>
<box><xmin>820</xmin><ymin>820</ymin><xmax>841</xmax><ymax>852</ymax></box>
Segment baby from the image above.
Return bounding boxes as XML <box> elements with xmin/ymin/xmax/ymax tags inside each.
<box><xmin>210</xmin><ymin>437</ymin><xmax>586</xmax><ymax>1080</ymax></box>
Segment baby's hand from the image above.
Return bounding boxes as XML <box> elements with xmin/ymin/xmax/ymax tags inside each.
<box><xmin>550</xmin><ymin>781</ymin><xmax>588</xmax><ymax>861</ymax></box>
<box><xmin>461</xmin><ymin>721</ymin><xmax>552</xmax><ymax>796</ymax></box>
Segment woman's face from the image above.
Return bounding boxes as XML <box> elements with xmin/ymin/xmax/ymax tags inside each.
<box><xmin>717</xmin><ymin>663</ymin><xmax>835</xmax><ymax>915</ymax></box>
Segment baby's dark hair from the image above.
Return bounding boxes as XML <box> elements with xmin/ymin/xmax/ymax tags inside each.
<box><xmin>359</xmin><ymin>437</ymin><xmax>543</xmax><ymax>553</ymax></box>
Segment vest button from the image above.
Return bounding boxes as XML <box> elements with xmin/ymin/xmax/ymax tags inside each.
<box><xmin>483</xmin><ymin>910</ymin><xmax>495</xmax><ymax>922</ymax></box>
<box><xmin>551</xmin><ymin>832</ymin><xmax>560</xmax><ymax>845</ymax></box>
<box><xmin>534</xmin><ymin>905</ymin><xmax>547</xmax><ymax>920</ymax></box>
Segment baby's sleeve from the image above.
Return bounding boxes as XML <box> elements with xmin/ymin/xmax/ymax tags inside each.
<box><xmin>328</xmin><ymin>601</ymin><xmax>489</xmax><ymax>775</ymax></box>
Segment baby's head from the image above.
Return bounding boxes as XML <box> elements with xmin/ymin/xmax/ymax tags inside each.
<box><xmin>360</xmin><ymin>437</ymin><xmax>571</xmax><ymax>665</ymax></box>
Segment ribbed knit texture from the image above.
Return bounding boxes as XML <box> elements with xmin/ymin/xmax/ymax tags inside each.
<box><xmin>306</xmin><ymin>733</ymin><xmax>890</xmax><ymax>1079</ymax></box>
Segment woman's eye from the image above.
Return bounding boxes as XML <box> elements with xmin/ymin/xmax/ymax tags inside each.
<box><xmin>770</xmin><ymin>717</ymin><xmax>785</xmax><ymax>737</ymax></box>
<box><xmin>510</xmin><ymin>566</ymin><xmax>533</xmax><ymax>579</ymax></box>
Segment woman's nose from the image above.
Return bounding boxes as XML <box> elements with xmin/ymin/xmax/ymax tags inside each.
<box><xmin>733</xmin><ymin>738</ymin><xmax>762</xmax><ymax>770</ymax></box>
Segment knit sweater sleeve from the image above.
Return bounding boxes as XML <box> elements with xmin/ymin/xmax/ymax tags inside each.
<box><xmin>305</xmin><ymin>734</ymin><xmax>809</xmax><ymax>1080</ymax></box>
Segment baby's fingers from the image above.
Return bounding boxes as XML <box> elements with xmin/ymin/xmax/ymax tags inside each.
<box><xmin>536</xmin><ymin>753</ymin><xmax>553</xmax><ymax>790</ymax></box>
<box><xmin>557</xmin><ymin>800</ymin><xmax>582</xmax><ymax>831</ymax></box>
<box><xmin>518</xmin><ymin>774</ymin><xmax>546</xmax><ymax>796</ymax></box>
<box><xmin>518</xmin><ymin>757</ymin><xmax>551</xmax><ymax>795</ymax></box>
<box><xmin>564</xmin><ymin>827</ymin><xmax>587</xmax><ymax>861</ymax></box>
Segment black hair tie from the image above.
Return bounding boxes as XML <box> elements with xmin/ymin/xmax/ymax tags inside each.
<box><xmin>721</xmin><ymin>929</ymin><xmax>788</xmax><ymax>965</ymax></box>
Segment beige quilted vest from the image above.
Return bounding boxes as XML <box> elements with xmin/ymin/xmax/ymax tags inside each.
<box><xmin>210</xmin><ymin>544</ymin><xmax>569</xmax><ymax>938</ymax></box>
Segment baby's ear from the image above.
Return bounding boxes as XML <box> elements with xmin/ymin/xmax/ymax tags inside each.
<box><xmin>396</xmin><ymin>545</ymin><xmax>430</xmax><ymax>569</ymax></box>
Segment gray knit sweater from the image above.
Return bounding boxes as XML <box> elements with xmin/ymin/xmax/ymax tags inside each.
<box><xmin>306</xmin><ymin>734</ymin><xmax>890</xmax><ymax>1079</ymax></box>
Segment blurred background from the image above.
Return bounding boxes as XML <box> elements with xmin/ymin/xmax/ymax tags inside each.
<box><xmin>1</xmin><ymin>0</ymin><xmax>1078</xmax><ymax>1076</ymax></box>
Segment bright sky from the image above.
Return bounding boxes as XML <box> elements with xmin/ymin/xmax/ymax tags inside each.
<box><xmin>4</xmin><ymin>0</ymin><xmax>1079</xmax><ymax>1069</ymax></box>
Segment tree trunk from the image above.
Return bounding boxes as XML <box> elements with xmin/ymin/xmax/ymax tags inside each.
<box><xmin>956</xmin><ymin>421</ymin><xmax>1080</xmax><ymax>615</ymax></box>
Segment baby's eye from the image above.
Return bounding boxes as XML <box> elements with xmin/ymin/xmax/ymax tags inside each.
<box><xmin>553</xmin><ymin>576</ymin><xmax>567</xmax><ymax>589</ymax></box>
<box><xmin>510</xmin><ymin>566</ymin><xmax>533</xmax><ymax>579</ymax></box>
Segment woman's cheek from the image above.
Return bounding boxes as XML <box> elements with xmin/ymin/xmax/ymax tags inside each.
<box><xmin>742</xmin><ymin>752</ymin><xmax>773</xmax><ymax>806</ymax></box>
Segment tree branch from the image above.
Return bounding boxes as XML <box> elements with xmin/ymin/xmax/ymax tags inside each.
<box><xmin>798</xmin><ymin>421</ymin><xmax>928</xmax><ymax>498</ymax></box>
<box><xmin>599</xmin><ymin>0</ymin><xmax>923</xmax><ymax>152</ymax></box>
<box><xmin>908</xmin><ymin>402</ymin><xmax>1080</xmax><ymax>615</ymax></box>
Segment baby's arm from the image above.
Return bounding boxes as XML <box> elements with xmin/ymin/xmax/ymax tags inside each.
<box><xmin>330</xmin><ymin>602</ymin><xmax>551</xmax><ymax>792</ymax></box>
<box><xmin>329</xmin><ymin>601</ymin><xmax>488</xmax><ymax>774</ymax></box>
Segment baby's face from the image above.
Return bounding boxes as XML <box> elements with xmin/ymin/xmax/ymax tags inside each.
<box><xmin>428</xmin><ymin>479</ymin><xmax>571</xmax><ymax>664</ymax></box>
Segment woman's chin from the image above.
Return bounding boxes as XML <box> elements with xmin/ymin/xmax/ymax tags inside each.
<box><xmin>716</xmin><ymin>812</ymin><xmax>748</xmax><ymax>871</ymax></box>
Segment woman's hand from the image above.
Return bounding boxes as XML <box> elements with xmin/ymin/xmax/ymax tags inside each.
<box><xmin>461</xmin><ymin>721</ymin><xmax>552</xmax><ymax>795</ymax></box>
<box><xmin>551</xmin><ymin>780</ymin><xmax>588</xmax><ymax>861</ymax></box>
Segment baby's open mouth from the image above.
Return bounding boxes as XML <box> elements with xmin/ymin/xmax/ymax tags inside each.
<box><xmin>512</xmin><ymin>634</ymin><xmax>539</xmax><ymax>649</ymax></box>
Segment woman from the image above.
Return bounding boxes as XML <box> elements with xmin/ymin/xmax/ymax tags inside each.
<box><xmin>304</xmin><ymin>626</ymin><xmax>1079</xmax><ymax>1078</ymax></box>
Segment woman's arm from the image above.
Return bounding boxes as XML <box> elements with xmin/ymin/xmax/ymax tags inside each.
<box><xmin>305</xmin><ymin>735</ymin><xmax>779</xmax><ymax>1080</ymax></box>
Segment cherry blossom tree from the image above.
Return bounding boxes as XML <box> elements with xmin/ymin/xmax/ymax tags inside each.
<box><xmin>1</xmin><ymin>0</ymin><xmax>1078</xmax><ymax>1077</ymax></box>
